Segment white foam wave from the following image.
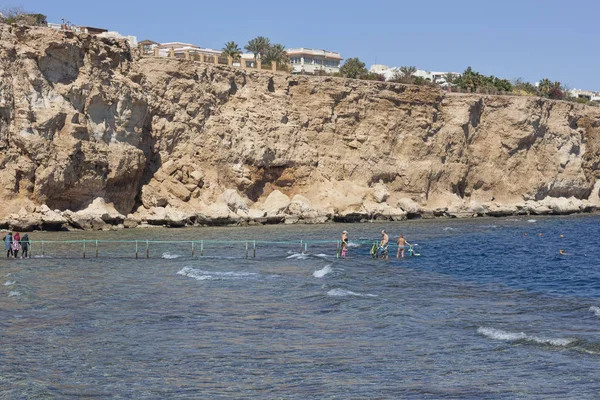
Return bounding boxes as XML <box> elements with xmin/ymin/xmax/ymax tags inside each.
<box><xmin>478</xmin><ymin>327</ymin><xmax>526</xmax><ymax>341</ymax></box>
<box><xmin>527</xmin><ymin>219</ymin><xmax>537</xmax><ymax>223</ymax></box>
<box><xmin>315</xmin><ymin>254</ymin><xmax>330</xmax><ymax>258</ymax></box>
<box><xmin>33</xmin><ymin>255</ymin><xmax>51</xmax><ymax>258</ymax></box>
<box><xmin>177</xmin><ymin>267</ymin><xmax>258</xmax><ymax>281</ymax></box>
<box><xmin>4</xmin><ymin>281</ymin><xmax>15</xmax><ymax>286</ymax></box>
<box><xmin>477</xmin><ymin>327</ymin><xmax>574</xmax><ymax>346</ymax></box>
<box><xmin>161</xmin><ymin>252</ymin><xmax>182</xmax><ymax>259</ymax></box>
<box><xmin>590</xmin><ymin>306</ymin><xmax>600</xmax><ymax>317</ymax></box>
<box><xmin>8</xmin><ymin>291</ymin><xmax>21</xmax><ymax>297</ymax></box>
<box><xmin>313</xmin><ymin>265</ymin><xmax>333</xmax><ymax>278</ymax></box>
<box><xmin>347</xmin><ymin>242</ymin><xmax>360</xmax><ymax>248</ymax></box>
<box><xmin>287</xmin><ymin>253</ymin><xmax>309</xmax><ymax>260</ymax></box>
<box><xmin>443</xmin><ymin>227</ymin><xmax>455</xmax><ymax>231</ymax></box>
<box><xmin>327</xmin><ymin>288</ymin><xmax>378</xmax><ymax>298</ymax></box>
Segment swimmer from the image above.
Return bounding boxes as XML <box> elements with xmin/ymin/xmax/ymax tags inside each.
<box><xmin>396</xmin><ymin>234</ymin><xmax>412</xmax><ymax>258</ymax></box>
<box><xmin>559</xmin><ymin>249</ymin><xmax>567</xmax><ymax>255</ymax></box>
<box><xmin>340</xmin><ymin>230</ymin><xmax>348</xmax><ymax>257</ymax></box>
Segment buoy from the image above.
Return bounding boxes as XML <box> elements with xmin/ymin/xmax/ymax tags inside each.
<box><xmin>560</xmin><ymin>234</ymin><xmax>564</xmax><ymax>238</ymax></box>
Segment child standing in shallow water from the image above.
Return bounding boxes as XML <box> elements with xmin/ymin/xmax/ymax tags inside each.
<box><xmin>11</xmin><ymin>232</ymin><xmax>21</xmax><ymax>258</ymax></box>
<box><xmin>341</xmin><ymin>231</ymin><xmax>348</xmax><ymax>257</ymax></box>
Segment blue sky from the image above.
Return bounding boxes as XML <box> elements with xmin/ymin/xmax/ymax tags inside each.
<box><xmin>13</xmin><ymin>0</ymin><xmax>600</xmax><ymax>90</ymax></box>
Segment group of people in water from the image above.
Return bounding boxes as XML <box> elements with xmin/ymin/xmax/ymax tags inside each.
<box><xmin>3</xmin><ymin>232</ymin><xmax>30</xmax><ymax>259</ymax></box>
<box><xmin>340</xmin><ymin>229</ymin><xmax>415</xmax><ymax>259</ymax></box>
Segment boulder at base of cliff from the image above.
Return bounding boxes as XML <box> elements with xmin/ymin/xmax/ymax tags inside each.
<box><xmin>164</xmin><ymin>207</ymin><xmax>189</xmax><ymax>227</ymax></box>
<box><xmin>136</xmin><ymin>206</ymin><xmax>190</xmax><ymax>227</ymax></box>
<box><xmin>5</xmin><ymin>213</ymin><xmax>41</xmax><ymax>231</ymax></box>
<box><xmin>141</xmin><ymin>183</ymin><xmax>169</xmax><ymax>208</ymax></box>
<box><xmin>4</xmin><ymin>205</ymin><xmax>69</xmax><ymax>231</ymax></box>
<box><xmin>371</xmin><ymin>183</ymin><xmax>390</xmax><ymax>204</ymax></box>
<box><xmin>486</xmin><ymin>203</ymin><xmax>518</xmax><ymax>217</ymax></box>
<box><xmin>64</xmin><ymin>198</ymin><xmax>126</xmax><ymax>230</ymax></box>
<box><xmin>124</xmin><ymin>215</ymin><xmax>141</xmax><ymax>229</ymax></box>
<box><xmin>196</xmin><ymin>203</ymin><xmax>241</xmax><ymax>226</ymax></box>
<box><xmin>63</xmin><ymin>211</ymin><xmax>108</xmax><ymax>230</ymax></box>
<box><xmin>466</xmin><ymin>201</ymin><xmax>487</xmax><ymax>216</ymax></box>
<box><xmin>539</xmin><ymin>197</ymin><xmax>583</xmax><ymax>214</ymax></box>
<box><xmin>363</xmin><ymin>201</ymin><xmax>407</xmax><ymax>221</ymax></box>
<box><xmin>138</xmin><ymin>206</ymin><xmax>168</xmax><ymax>226</ymax></box>
<box><xmin>261</xmin><ymin>190</ymin><xmax>291</xmax><ymax>217</ymax></box>
<box><xmin>523</xmin><ymin>200</ymin><xmax>552</xmax><ymax>215</ymax></box>
<box><xmin>219</xmin><ymin>189</ymin><xmax>249</xmax><ymax>213</ymax></box>
<box><xmin>288</xmin><ymin>195</ymin><xmax>317</xmax><ymax>218</ymax></box>
<box><xmin>38</xmin><ymin>205</ymin><xmax>68</xmax><ymax>230</ymax></box>
<box><xmin>397</xmin><ymin>198</ymin><xmax>422</xmax><ymax>218</ymax></box>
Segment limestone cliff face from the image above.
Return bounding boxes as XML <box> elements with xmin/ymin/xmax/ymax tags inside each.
<box><xmin>1</xmin><ymin>24</ymin><xmax>600</xmax><ymax>230</ymax></box>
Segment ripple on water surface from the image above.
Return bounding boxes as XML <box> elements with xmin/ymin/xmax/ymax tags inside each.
<box><xmin>1</xmin><ymin>216</ymin><xmax>599</xmax><ymax>398</ymax></box>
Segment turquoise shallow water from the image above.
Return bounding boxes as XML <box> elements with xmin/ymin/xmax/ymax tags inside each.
<box><xmin>1</xmin><ymin>215</ymin><xmax>599</xmax><ymax>398</ymax></box>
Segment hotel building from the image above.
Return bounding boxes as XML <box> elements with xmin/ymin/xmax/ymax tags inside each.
<box><xmin>287</xmin><ymin>48</ymin><xmax>343</xmax><ymax>75</ymax></box>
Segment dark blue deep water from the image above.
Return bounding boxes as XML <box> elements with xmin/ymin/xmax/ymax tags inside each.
<box><xmin>1</xmin><ymin>215</ymin><xmax>599</xmax><ymax>398</ymax></box>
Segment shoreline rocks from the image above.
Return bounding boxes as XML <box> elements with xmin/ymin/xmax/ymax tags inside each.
<box><xmin>0</xmin><ymin>196</ymin><xmax>596</xmax><ymax>232</ymax></box>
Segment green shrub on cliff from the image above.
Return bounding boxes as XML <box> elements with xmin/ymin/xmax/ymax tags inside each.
<box><xmin>0</xmin><ymin>6</ymin><xmax>46</xmax><ymax>26</ymax></box>
<box><xmin>340</xmin><ymin>57</ymin><xmax>367</xmax><ymax>79</ymax></box>
<box><xmin>453</xmin><ymin>67</ymin><xmax>513</xmax><ymax>93</ymax></box>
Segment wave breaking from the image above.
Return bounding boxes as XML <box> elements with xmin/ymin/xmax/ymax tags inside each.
<box><xmin>327</xmin><ymin>288</ymin><xmax>378</xmax><ymax>298</ymax></box>
<box><xmin>477</xmin><ymin>327</ymin><xmax>574</xmax><ymax>347</ymax></box>
<box><xmin>313</xmin><ymin>265</ymin><xmax>333</xmax><ymax>278</ymax></box>
<box><xmin>177</xmin><ymin>267</ymin><xmax>258</xmax><ymax>281</ymax></box>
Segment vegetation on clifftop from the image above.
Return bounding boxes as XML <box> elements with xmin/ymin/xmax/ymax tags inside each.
<box><xmin>0</xmin><ymin>6</ymin><xmax>46</xmax><ymax>26</ymax></box>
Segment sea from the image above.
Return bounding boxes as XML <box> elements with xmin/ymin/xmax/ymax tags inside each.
<box><xmin>1</xmin><ymin>215</ymin><xmax>599</xmax><ymax>399</ymax></box>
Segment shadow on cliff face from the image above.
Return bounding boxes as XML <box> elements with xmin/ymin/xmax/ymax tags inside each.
<box><xmin>244</xmin><ymin>166</ymin><xmax>286</xmax><ymax>202</ymax></box>
<box><xmin>462</xmin><ymin>98</ymin><xmax>484</xmax><ymax>144</ymax></box>
<box><xmin>38</xmin><ymin>42</ymin><xmax>84</xmax><ymax>85</ymax></box>
<box><xmin>132</xmin><ymin>117</ymin><xmax>162</xmax><ymax>211</ymax></box>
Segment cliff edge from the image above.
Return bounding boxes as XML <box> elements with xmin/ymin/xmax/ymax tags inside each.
<box><xmin>2</xmin><ymin>24</ymin><xmax>600</xmax><ymax>230</ymax></box>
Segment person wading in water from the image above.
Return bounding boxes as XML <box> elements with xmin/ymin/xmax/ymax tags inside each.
<box><xmin>379</xmin><ymin>230</ymin><xmax>389</xmax><ymax>260</ymax></box>
<box><xmin>396</xmin><ymin>234</ymin><xmax>412</xmax><ymax>258</ymax></box>
<box><xmin>340</xmin><ymin>231</ymin><xmax>349</xmax><ymax>258</ymax></box>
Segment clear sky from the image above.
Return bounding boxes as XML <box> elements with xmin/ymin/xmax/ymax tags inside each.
<box><xmin>12</xmin><ymin>0</ymin><xmax>600</xmax><ymax>90</ymax></box>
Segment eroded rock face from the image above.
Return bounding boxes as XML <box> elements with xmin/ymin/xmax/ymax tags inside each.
<box><xmin>1</xmin><ymin>24</ymin><xmax>600</xmax><ymax>230</ymax></box>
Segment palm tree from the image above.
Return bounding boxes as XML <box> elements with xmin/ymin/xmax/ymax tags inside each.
<box><xmin>399</xmin><ymin>66</ymin><xmax>417</xmax><ymax>80</ymax></box>
<box><xmin>222</xmin><ymin>41</ymin><xmax>242</xmax><ymax>60</ymax></box>
<box><xmin>263</xmin><ymin>43</ymin><xmax>288</xmax><ymax>65</ymax></box>
<box><xmin>538</xmin><ymin>78</ymin><xmax>553</xmax><ymax>96</ymax></box>
<box><xmin>244</xmin><ymin>36</ymin><xmax>271</xmax><ymax>60</ymax></box>
<box><xmin>444</xmin><ymin>73</ymin><xmax>457</xmax><ymax>84</ymax></box>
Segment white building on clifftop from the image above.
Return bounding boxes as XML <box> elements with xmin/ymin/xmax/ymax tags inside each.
<box><xmin>287</xmin><ymin>48</ymin><xmax>343</xmax><ymax>74</ymax></box>
<box><xmin>569</xmin><ymin>89</ymin><xmax>600</xmax><ymax>101</ymax></box>
<box><xmin>370</xmin><ymin>64</ymin><xmax>460</xmax><ymax>85</ymax></box>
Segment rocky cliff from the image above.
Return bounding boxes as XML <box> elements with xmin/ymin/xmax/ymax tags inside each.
<box><xmin>1</xmin><ymin>24</ymin><xmax>600</xmax><ymax>231</ymax></box>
